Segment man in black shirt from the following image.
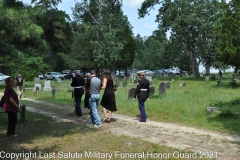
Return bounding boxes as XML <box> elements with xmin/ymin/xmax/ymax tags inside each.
<box><xmin>16</xmin><ymin>73</ymin><xmax>25</xmax><ymax>99</ymax></box>
<box><xmin>71</xmin><ymin>71</ymin><xmax>85</xmax><ymax>116</ymax></box>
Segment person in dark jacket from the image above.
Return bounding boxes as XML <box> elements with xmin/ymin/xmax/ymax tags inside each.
<box><xmin>3</xmin><ymin>77</ymin><xmax>20</xmax><ymax>137</ymax></box>
<box><xmin>134</xmin><ymin>72</ymin><xmax>150</xmax><ymax>122</ymax></box>
<box><xmin>71</xmin><ymin>71</ymin><xmax>85</xmax><ymax>116</ymax></box>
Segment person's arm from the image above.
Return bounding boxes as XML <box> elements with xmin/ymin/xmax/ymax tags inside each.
<box><xmin>101</xmin><ymin>78</ymin><xmax>107</xmax><ymax>89</ymax></box>
<box><xmin>9</xmin><ymin>97</ymin><xmax>19</xmax><ymax>109</ymax></box>
<box><xmin>134</xmin><ymin>80</ymin><xmax>141</xmax><ymax>98</ymax></box>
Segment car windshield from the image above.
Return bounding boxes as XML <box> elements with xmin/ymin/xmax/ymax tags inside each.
<box><xmin>52</xmin><ymin>72</ymin><xmax>59</xmax><ymax>75</ymax></box>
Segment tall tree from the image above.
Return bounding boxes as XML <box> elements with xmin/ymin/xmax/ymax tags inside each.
<box><xmin>215</xmin><ymin>0</ymin><xmax>240</xmax><ymax>72</ymax></box>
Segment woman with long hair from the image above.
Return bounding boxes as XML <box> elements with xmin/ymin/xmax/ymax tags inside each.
<box><xmin>100</xmin><ymin>70</ymin><xmax>117</xmax><ymax>122</ymax></box>
<box><xmin>3</xmin><ymin>77</ymin><xmax>20</xmax><ymax>137</ymax></box>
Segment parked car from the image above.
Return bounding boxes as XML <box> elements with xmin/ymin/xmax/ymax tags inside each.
<box><xmin>0</xmin><ymin>73</ymin><xmax>10</xmax><ymax>81</ymax></box>
<box><xmin>38</xmin><ymin>73</ymin><xmax>44</xmax><ymax>79</ymax></box>
<box><xmin>154</xmin><ymin>70</ymin><xmax>165</xmax><ymax>76</ymax></box>
<box><xmin>163</xmin><ymin>69</ymin><xmax>174</xmax><ymax>76</ymax></box>
<box><xmin>45</xmin><ymin>72</ymin><xmax>65</xmax><ymax>80</ymax></box>
<box><xmin>116</xmin><ymin>71</ymin><xmax>125</xmax><ymax>77</ymax></box>
<box><xmin>136</xmin><ymin>70</ymin><xmax>154</xmax><ymax>76</ymax></box>
<box><xmin>169</xmin><ymin>68</ymin><xmax>180</xmax><ymax>75</ymax></box>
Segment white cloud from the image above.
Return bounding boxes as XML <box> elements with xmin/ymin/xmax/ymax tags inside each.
<box><xmin>123</xmin><ymin>0</ymin><xmax>144</xmax><ymax>8</ymax></box>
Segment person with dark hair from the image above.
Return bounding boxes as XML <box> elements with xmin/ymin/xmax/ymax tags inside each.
<box><xmin>100</xmin><ymin>70</ymin><xmax>117</xmax><ymax>123</ymax></box>
<box><xmin>134</xmin><ymin>72</ymin><xmax>150</xmax><ymax>122</ymax></box>
<box><xmin>71</xmin><ymin>71</ymin><xmax>85</xmax><ymax>116</ymax></box>
<box><xmin>84</xmin><ymin>73</ymin><xmax>91</xmax><ymax>114</ymax></box>
<box><xmin>86</xmin><ymin>70</ymin><xmax>102</xmax><ymax>128</ymax></box>
<box><xmin>3</xmin><ymin>77</ymin><xmax>20</xmax><ymax>137</ymax></box>
<box><xmin>15</xmin><ymin>73</ymin><xmax>25</xmax><ymax>98</ymax></box>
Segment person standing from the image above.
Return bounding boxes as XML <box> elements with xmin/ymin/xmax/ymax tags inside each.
<box><xmin>16</xmin><ymin>73</ymin><xmax>25</xmax><ymax>98</ymax></box>
<box><xmin>3</xmin><ymin>77</ymin><xmax>20</xmax><ymax>137</ymax></box>
<box><xmin>134</xmin><ymin>72</ymin><xmax>150</xmax><ymax>122</ymax></box>
<box><xmin>71</xmin><ymin>71</ymin><xmax>85</xmax><ymax>116</ymax></box>
<box><xmin>86</xmin><ymin>70</ymin><xmax>102</xmax><ymax>128</ymax></box>
<box><xmin>100</xmin><ymin>70</ymin><xmax>117</xmax><ymax>123</ymax></box>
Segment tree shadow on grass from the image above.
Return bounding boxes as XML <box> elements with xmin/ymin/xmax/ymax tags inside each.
<box><xmin>0</xmin><ymin>111</ymin><xmax>98</xmax><ymax>155</ymax></box>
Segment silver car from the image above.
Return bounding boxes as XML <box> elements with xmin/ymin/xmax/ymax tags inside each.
<box><xmin>0</xmin><ymin>73</ymin><xmax>10</xmax><ymax>81</ymax></box>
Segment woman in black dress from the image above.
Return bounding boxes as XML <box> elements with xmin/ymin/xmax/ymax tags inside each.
<box><xmin>100</xmin><ymin>70</ymin><xmax>117</xmax><ymax>122</ymax></box>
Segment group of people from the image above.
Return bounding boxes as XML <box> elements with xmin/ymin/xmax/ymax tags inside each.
<box><xmin>71</xmin><ymin>70</ymin><xmax>117</xmax><ymax>128</ymax></box>
<box><xmin>2</xmin><ymin>73</ymin><xmax>25</xmax><ymax>137</ymax></box>
<box><xmin>71</xmin><ymin>69</ymin><xmax>150</xmax><ymax>128</ymax></box>
<box><xmin>2</xmin><ymin>69</ymin><xmax>150</xmax><ymax>137</ymax></box>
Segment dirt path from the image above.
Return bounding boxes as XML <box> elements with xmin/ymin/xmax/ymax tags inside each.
<box><xmin>22</xmin><ymin>98</ymin><xmax>240</xmax><ymax>160</ymax></box>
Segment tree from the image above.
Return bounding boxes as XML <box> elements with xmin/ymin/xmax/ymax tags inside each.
<box><xmin>138</xmin><ymin>0</ymin><xmax>221</xmax><ymax>77</ymax></box>
<box><xmin>215</xmin><ymin>0</ymin><xmax>240</xmax><ymax>72</ymax></box>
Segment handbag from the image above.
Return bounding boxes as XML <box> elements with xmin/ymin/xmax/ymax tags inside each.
<box><xmin>113</xmin><ymin>85</ymin><xmax>118</xmax><ymax>91</ymax></box>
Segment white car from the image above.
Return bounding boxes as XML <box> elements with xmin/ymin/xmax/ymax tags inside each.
<box><xmin>0</xmin><ymin>73</ymin><xmax>10</xmax><ymax>81</ymax></box>
<box><xmin>136</xmin><ymin>70</ymin><xmax>154</xmax><ymax>76</ymax></box>
<box><xmin>45</xmin><ymin>72</ymin><xmax>65</xmax><ymax>80</ymax></box>
<box><xmin>169</xmin><ymin>68</ymin><xmax>180</xmax><ymax>75</ymax></box>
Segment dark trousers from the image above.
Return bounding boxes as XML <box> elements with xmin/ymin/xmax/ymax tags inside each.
<box><xmin>138</xmin><ymin>99</ymin><xmax>146</xmax><ymax>122</ymax></box>
<box><xmin>6</xmin><ymin>112</ymin><xmax>17</xmax><ymax>135</ymax></box>
<box><xmin>74</xmin><ymin>95</ymin><xmax>83</xmax><ymax>116</ymax></box>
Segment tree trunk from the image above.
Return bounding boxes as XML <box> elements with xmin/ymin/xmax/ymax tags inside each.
<box><xmin>205</xmin><ymin>65</ymin><xmax>210</xmax><ymax>76</ymax></box>
<box><xmin>189</xmin><ymin>48</ymin><xmax>200</xmax><ymax>78</ymax></box>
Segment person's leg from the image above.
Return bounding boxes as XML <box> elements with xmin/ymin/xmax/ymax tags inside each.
<box><xmin>74</xmin><ymin>95</ymin><xmax>82</xmax><ymax>116</ymax></box>
<box><xmin>89</xmin><ymin>94</ymin><xmax>102</xmax><ymax>126</ymax></box>
<box><xmin>102</xmin><ymin>107</ymin><xmax>108</xmax><ymax>122</ymax></box>
<box><xmin>7</xmin><ymin>112</ymin><xmax>17</xmax><ymax>136</ymax></box>
<box><xmin>17</xmin><ymin>86</ymin><xmax>23</xmax><ymax>98</ymax></box>
<box><xmin>138</xmin><ymin>99</ymin><xmax>146</xmax><ymax>122</ymax></box>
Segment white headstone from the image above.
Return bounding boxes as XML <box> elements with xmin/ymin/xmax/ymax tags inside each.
<box><xmin>33</xmin><ymin>84</ymin><xmax>41</xmax><ymax>92</ymax></box>
<box><xmin>57</xmin><ymin>78</ymin><xmax>62</xmax><ymax>83</ymax></box>
<box><xmin>43</xmin><ymin>81</ymin><xmax>51</xmax><ymax>91</ymax></box>
<box><xmin>205</xmin><ymin>76</ymin><xmax>209</xmax><ymax>81</ymax></box>
<box><xmin>146</xmin><ymin>76</ymin><xmax>152</xmax><ymax>84</ymax></box>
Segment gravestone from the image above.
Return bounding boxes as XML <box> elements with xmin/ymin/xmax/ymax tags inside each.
<box><xmin>164</xmin><ymin>74</ymin><xmax>168</xmax><ymax>78</ymax></box>
<box><xmin>165</xmin><ymin>82</ymin><xmax>170</xmax><ymax>88</ymax></box>
<box><xmin>34</xmin><ymin>77</ymin><xmax>40</xmax><ymax>83</ymax></box>
<box><xmin>57</xmin><ymin>78</ymin><xmax>62</xmax><ymax>83</ymax></box>
<box><xmin>146</xmin><ymin>76</ymin><xmax>152</xmax><ymax>85</ymax></box>
<box><xmin>172</xmin><ymin>79</ymin><xmax>174</xmax><ymax>83</ymax></box>
<box><xmin>43</xmin><ymin>81</ymin><xmax>51</xmax><ymax>91</ymax></box>
<box><xmin>149</xmin><ymin>86</ymin><xmax>155</xmax><ymax>95</ymax></box>
<box><xmin>128</xmin><ymin>88</ymin><xmax>136</xmax><ymax>99</ymax></box>
<box><xmin>180</xmin><ymin>82</ymin><xmax>186</xmax><ymax>87</ymax></box>
<box><xmin>33</xmin><ymin>84</ymin><xmax>41</xmax><ymax>93</ymax></box>
<box><xmin>130</xmin><ymin>73</ymin><xmax>137</xmax><ymax>84</ymax></box>
<box><xmin>205</xmin><ymin>76</ymin><xmax>209</xmax><ymax>81</ymax></box>
<box><xmin>115</xmin><ymin>77</ymin><xmax>120</xmax><ymax>87</ymax></box>
<box><xmin>159</xmin><ymin>82</ymin><xmax>166</xmax><ymax>94</ymax></box>
<box><xmin>123</xmin><ymin>77</ymin><xmax>127</xmax><ymax>87</ymax></box>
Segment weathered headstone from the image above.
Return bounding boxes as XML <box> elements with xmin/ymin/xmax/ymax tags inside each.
<box><xmin>130</xmin><ymin>73</ymin><xmax>137</xmax><ymax>84</ymax></box>
<box><xmin>33</xmin><ymin>84</ymin><xmax>41</xmax><ymax>93</ymax></box>
<box><xmin>123</xmin><ymin>77</ymin><xmax>127</xmax><ymax>87</ymax></box>
<box><xmin>159</xmin><ymin>82</ymin><xmax>166</xmax><ymax>94</ymax></box>
<box><xmin>57</xmin><ymin>78</ymin><xmax>62</xmax><ymax>83</ymax></box>
<box><xmin>128</xmin><ymin>88</ymin><xmax>136</xmax><ymax>99</ymax></box>
<box><xmin>51</xmin><ymin>85</ymin><xmax>56</xmax><ymax>96</ymax></box>
<box><xmin>146</xmin><ymin>75</ymin><xmax>152</xmax><ymax>85</ymax></box>
<box><xmin>165</xmin><ymin>82</ymin><xmax>170</xmax><ymax>88</ymax></box>
<box><xmin>205</xmin><ymin>76</ymin><xmax>209</xmax><ymax>81</ymax></box>
<box><xmin>20</xmin><ymin>104</ymin><xmax>26</xmax><ymax>121</ymax></box>
<box><xmin>149</xmin><ymin>86</ymin><xmax>155</xmax><ymax>95</ymax></box>
<box><xmin>172</xmin><ymin>79</ymin><xmax>174</xmax><ymax>83</ymax></box>
<box><xmin>34</xmin><ymin>77</ymin><xmax>40</xmax><ymax>83</ymax></box>
<box><xmin>180</xmin><ymin>82</ymin><xmax>186</xmax><ymax>87</ymax></box>
<box><xmin>115</xmin><ymin>77</ymin><xmax>120</xmax><ymax>86</ymax></box>
<box><xmin>43</xmin><ymin>81</ymin><xmax>51</xmax><ymax>91</ymax></box>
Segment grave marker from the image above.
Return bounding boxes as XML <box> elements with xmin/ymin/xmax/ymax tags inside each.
<box><xmin>128</xmin><ymin>88</ymin><xmax>136</xmax><ymax>99</ymax></box>
<box><xmin>149</xmin><ymin>86</ymin><xmax>155</xmax><ymax>95</ymax></box>
<box><xmin>33</xmin><ymin>84</ymin><xmax>41</xmax><ymax>93</ymax></box>
<box><xmin>159</xmin><ymin>82</ymin><xmax>166</xmax><ymax>94</ymax></box>
<box><xmin>180</xmin><ymin>82</ymin><xmax>186</xmax><ymax>87</ymax></box>
<box><xmin>43</xmin><ymin>81</ymin><xmax>51</xmax><ymax>91</ymax></box>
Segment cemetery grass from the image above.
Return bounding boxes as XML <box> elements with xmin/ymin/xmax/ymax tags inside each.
<box><xmin>2</xmin><ymin>75</ymin><xmax>240</xmax><ymax>135</ymax></box>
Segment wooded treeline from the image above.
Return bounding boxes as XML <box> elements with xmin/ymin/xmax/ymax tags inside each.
<box><xmin>0</xmin><ymin>0</ymin><xmax>239</xmax><ymax>80</ymax></box>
